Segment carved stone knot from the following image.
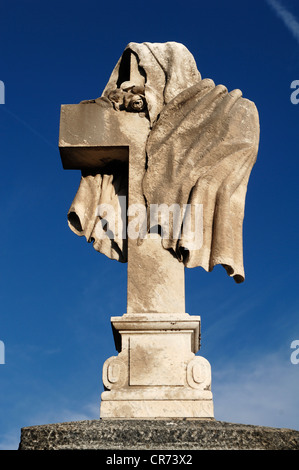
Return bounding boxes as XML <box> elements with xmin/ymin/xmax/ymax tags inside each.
<box><xmin>107</xmin><ymin>84</ymin><xmax>147</xmax><ymax>113</ymax></box>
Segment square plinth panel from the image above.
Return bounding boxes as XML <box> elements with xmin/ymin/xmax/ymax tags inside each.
<box><xmin>128</xmin><ymin>333</ymin><xmax>192</xmax><ymax>386</ymax></box>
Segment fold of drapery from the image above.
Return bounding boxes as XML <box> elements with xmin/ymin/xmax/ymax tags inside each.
<box><xmin>67</xmin><ymin>170</ymin><xmax>127</xmax><ymax>262</ymax></box>
<box><xmin>142</xmin><ymin>79</ymin><xmax>259</xmax><ymax>282</ymax></box>
<box><xmin>102</xmin><ymin>41</ymin><xmax>202</xmax><ymax>125</ymax></box>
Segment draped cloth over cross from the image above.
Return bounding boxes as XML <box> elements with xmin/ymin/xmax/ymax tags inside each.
<box><xmin>67</xmin><ymin>41</ymin><xmax>259</xmax><ymax>283</ymax></box>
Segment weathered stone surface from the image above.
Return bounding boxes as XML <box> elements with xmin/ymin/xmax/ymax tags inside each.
<box><xmin>100</xmin><ymin>313</ymin><xmax>214</xmax><ymax>419</ymax></box>
<box><xmin>19</xmin><ymin>419</ymin><xmax>299</xmax><ymax>450</ymax></box>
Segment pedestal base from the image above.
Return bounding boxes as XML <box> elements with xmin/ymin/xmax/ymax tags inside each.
<box><xmin>100</xmin><ymin>313</ymin><xmax>214</xmax><ymax>419</ymax></box>
<box><xmin>19</xmin><ymin>419</ymin><xmax>299</xmax><ymax>450</ymax></box>
<box><xmin>100</xmin><ymin>399</ymin><xmax>214</xmax><ymax>419</ymax></box>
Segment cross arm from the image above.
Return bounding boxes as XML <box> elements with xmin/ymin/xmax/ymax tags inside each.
<box><xmin>59</xmin><ymin>102</ymin><xmax>132</xmax><ymax>170</ymax></box>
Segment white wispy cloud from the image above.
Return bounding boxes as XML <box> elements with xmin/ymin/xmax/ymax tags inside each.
<box><xmin>213</xmin><ymin>350</ymin><xmax>299</xmax><ymax>431</ymax></box>
<box><xmin>265</xmin><ymin>0</ymin><xmax>299</xmax><ymax>44</ymax></box>
<box><xmin>0</xmin><ymin>401</ymin><xmax>100</xmax><ymax>450</ymax></box>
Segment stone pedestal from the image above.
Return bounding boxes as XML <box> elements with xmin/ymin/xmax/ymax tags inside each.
<box><xmin>19</xmin><ymin>419</ymin><xmax>299</xmax><ymax>450</ymax></box>
<box><xmin>100</xmin><ymin>313</ymin><xmax>214</xmax><ymax>419</ymax></box>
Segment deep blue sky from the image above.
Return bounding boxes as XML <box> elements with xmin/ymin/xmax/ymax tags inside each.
<box><xmin>0</xmin><ymin>0</ymin><xmax>298</xmax><ymax>449</ymax></box>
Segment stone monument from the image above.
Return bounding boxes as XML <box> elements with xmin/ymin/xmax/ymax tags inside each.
<box><xmin>19</xmin><ymin>42</ymin><xmax>299</xmax><ymax>450</ymax></box>
<box><xmin>58</xmin><ymin>42</ymin><xmax>259</xmax><ymax>419</ymax></box>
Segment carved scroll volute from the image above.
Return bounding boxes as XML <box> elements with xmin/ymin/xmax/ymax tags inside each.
<box><xmin>102</xmin><ymin>357</ymin><xmax>128</xmax><ymax>390</ymax></box>
<box><xmin>186</xmin><ymin>356</ymin><xmax>212</xmax><ymax>390</ymax></box>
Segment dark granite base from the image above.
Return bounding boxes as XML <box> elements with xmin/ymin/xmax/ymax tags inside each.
<box><xmin>19</xmin><ymin>419</ymin><xmax>299</xmax><ymax>450</ymax></box>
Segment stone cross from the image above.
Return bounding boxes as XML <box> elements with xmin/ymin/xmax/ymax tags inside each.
<box><xmin>59</xmin><ymin>50</ymin><xmax>214</xmax><ymax>419</ymax></box>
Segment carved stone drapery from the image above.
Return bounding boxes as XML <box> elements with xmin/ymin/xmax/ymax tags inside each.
<box><xmin>67</xmin><ymin>42</ymin><xmax>259</xmax><ymax>283</ymax></box>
